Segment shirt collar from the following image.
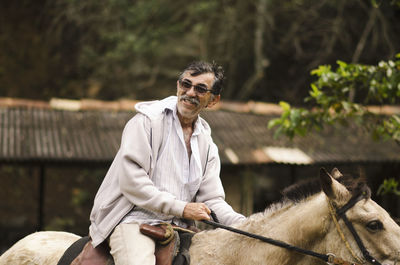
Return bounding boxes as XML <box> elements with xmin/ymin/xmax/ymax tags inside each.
<box><xmin>168</xmin><ymin>103</ymin><xmax>204</xmax><ymax>136</ymax></box>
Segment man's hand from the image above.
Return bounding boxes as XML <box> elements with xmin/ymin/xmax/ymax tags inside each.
<box><xmin>183</xmin><ymin>202</ymin><xmax>211</xmax><ymax>221</ymax></box>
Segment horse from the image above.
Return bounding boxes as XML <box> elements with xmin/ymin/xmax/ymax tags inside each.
<box><xmin>1</xmin><ymin>168</ymin><xmax>400</xmax><ymax>265</ymax></box>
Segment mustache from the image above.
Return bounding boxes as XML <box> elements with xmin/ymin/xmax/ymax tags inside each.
<box><xmin>180</xmin><ymin>95</ymin><xmax>200</xmax><ymax>105</ymax></box>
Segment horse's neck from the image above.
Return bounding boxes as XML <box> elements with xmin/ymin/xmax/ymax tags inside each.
<box><xmin>248</xmin><ymin>193</ymin><xmax>330</xmax><ymax>259</ymax></box>
<box><xmin>262</xmin><ymin>193</ymin><xmax>329</xmax><ymax>246</ymax></box>
<box><xmin>190</xmin><ymin>193</ymin><xmax>331</xmax><ymax>265</ymax></box>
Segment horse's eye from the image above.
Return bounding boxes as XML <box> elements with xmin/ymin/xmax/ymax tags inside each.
<box><xmin>366</xmin><ymin>220</ymin><xmax>384</xmax><ymax>231</ymax></box>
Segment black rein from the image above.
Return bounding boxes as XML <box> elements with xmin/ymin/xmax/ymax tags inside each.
<box><xmin>204</xmin><ymin>191</ymin><xmax>384</xmax><ymax>265</ymax></box>
<box><xmin>203</xmin><ymin>211</ymin><xmax>334</xmax><ymax>264</ymax></box>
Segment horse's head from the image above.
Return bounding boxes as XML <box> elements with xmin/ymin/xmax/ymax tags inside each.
<box><xmin>320</xmin><ymin>168</ymin><xmax>400</xmax><ymax>265</ymax></box>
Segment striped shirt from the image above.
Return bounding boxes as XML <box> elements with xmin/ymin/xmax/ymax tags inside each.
<box><xmin>121</xmin><ymin>104</ymin><xmax>204</xmax><ymax>227</ymax></box>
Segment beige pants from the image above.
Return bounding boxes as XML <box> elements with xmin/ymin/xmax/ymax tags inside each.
<box><xmin>109</xmin><ymin>223</ymin><xmax>156</xmax><ymax>265</ymax></box>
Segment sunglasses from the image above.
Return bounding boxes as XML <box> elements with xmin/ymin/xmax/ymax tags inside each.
<box><xmin>179</xmin><ymin>79</ymin><xmax>214</xmax><ymax>95</ymax></box>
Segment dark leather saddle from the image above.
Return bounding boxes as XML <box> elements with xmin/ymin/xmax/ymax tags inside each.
<box><xmin>57</xmin><ymin>224</ymin><xmax>194</xmax><ymax>265</ymax></box>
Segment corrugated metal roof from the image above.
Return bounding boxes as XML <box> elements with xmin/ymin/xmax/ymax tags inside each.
<box><xmin>0</xmin><ymin>107</ymin><xmax>132</xmax><ymax>163</ymax></box>
<box><xmin>200</xmin><ymin>111</ymin><xmax>400</xmax><ymax>165</ymax></box>
<box><xmin>0</xmin><ymin>106</ymin><xmax>399</xmax><ymax>165</ymax></box>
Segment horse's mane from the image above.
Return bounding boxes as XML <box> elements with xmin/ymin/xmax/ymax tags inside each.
<box><xmin>244</xmin><ymin>171</ymin><xmax>372</xmax><ymax>229</ymax></box>
<box><xmin>281</xmin><ymin>172</ymin><xmax>371</xmax><ymax>203</ymax></box>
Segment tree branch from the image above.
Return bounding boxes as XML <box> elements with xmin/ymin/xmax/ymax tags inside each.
<box><xmin>351</xmin><ymin>7</ymin><xmax>377</xmax><ymax>63</ymax></box>
<box><xmin>238</xmin><ymin>0</ymin><xmax>270</xmax><ymax>100</ymax></box>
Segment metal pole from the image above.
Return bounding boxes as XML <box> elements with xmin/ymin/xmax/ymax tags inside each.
<box><xmin>38</xmin><ymin>164</ymin><xmax>45</xmax><ymax>231</ymax></box>
<box><xmin>290</xmin><ymin>165</ymin><xmax>296</xmax><ymax>185</ymax></box>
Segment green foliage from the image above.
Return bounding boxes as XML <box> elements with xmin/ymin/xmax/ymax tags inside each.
<box><xmin>269</xmin><ymin>53</ymin><xmax>400</xmax><ymax>198</ymax></box>
<box><xmin>377</xmin><ymin>178</ymin><xmax>400</xmax><ymax>196</ymax></box>
<box><xmin>268</xmin><ymin>102</ymin><xmax>318</xmax><ymax>139</ymax></box>
<box><xmin>269</xmin><ymin>54</ymin><xmax>400</xmax><ymax>142</ymax></box>
<box><xmin>310</xmin><ymin>57</ymin><xmax>400</xmax><ymax>104</ymax></box>
<box><xmin>59</xmin><ymin>0</ymin><xmax>211</xmax><ymax>99</ymax></box>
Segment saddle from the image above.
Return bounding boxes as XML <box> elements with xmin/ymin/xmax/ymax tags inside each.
<box><xmin>57</xmin><ymin>224</ymin><xmax>194</xmax><ymax>265</ymax></box>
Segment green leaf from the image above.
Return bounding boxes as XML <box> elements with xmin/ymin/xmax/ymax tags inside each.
<box><xmin>377</xmin><ymin>178</ymin><xmax>400</xmax><ymax>196</ymax></box>
<box><xmin>337</xmin><ymin>60</ymin><xmax>347</xmax><ymax>68</ymax></box>
<box><xmin>268</xmin><ymin>118</ymin><xmax>281</xmax><ymax>129</ymax></box>
<box><xmin>279</xmin><ymin>101</ymin><xmax>291</xmax><ymax>111</ymax></box>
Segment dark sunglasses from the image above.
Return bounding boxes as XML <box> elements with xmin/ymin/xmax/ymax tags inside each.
<box><xmin>179</xmin><ymin>79</ymin><xmax>214</xmax><ymax>95</ymax></box>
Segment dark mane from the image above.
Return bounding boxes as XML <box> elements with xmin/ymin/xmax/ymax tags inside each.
<box><xmin>282</xmin><ymin>172</ymin><xmax>371</xmax><ymax>203</ymax></box>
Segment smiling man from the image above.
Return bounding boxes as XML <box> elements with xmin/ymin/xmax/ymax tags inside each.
<box><xmin>88</xmin><ymin>61</ymin><xmax>245</xmax><ymax>265</ymax></box>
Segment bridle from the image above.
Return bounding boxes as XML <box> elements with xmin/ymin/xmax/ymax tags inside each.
<box><xmin>203</xmin><ymin>192</ymin><xmax>384</xmax><ymax>265</ymax></box>
<box><xmin>328</xmin><ymin>192</ymin><xmax>383</xmax><ymax>265</ymax></box>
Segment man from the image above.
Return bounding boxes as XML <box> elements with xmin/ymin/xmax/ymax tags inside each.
<box><xmin>89</xmin><ymin>61</ymin><xmax>245</xmax><ymax>265</ymax></box>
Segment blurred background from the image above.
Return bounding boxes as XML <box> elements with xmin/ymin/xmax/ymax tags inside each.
<box><xmin>2</xmin><ymin>0</ymin><xmax>399</xmax><ymax>102</ymax></box>
<box><xmin>1</xmin><ymin>0</ymin><xmax>400</xmax><ymax>254</ymax></box>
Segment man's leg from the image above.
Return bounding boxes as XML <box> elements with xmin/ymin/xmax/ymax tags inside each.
<box><xmin>109</xmin><ymin>223</ymin><xmax>156</xmax><ymax>265</ymax></box>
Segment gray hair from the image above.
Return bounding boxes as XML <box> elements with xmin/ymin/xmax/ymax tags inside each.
<box><xmin>179</xmin><ymin>61</ymin><xmax>224</xmax><ymax>95</ymax></box>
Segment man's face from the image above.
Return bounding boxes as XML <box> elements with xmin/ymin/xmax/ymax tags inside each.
<box><xmin>176</xmin><ymin>71</ymin><xmax>220</xmax><ymax>122</ymax></box>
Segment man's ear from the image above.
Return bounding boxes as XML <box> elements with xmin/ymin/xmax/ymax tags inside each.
<box><xmin>176</xmin><ymin>80</ymin><xmax>180</xmax><ymax>96</ymax></box>
<box><xmin>207</xmin><ymin>94</ymin><xmax>220</xmax><ymax>108</ymax></box>
<box><xmin>319</xmin><ymin>168</ymin><xmax>351</xmax><ymax>205</ymax></box>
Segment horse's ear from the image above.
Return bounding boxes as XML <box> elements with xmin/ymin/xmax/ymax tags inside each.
<box><xmin>331</xmin><ymin>168</ymin><xmax>342</xmax><ymax>179</ymax></box>
<box><xmin>319</xmin><ymin>168</ymin><xmax>351</xmax><ymax>203</ymax></box>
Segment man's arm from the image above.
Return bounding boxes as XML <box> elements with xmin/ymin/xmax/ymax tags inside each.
<box><xmin>195</xmin><ymin>143</ymin><xmax>246</xmax><ymax>225</ymax></box>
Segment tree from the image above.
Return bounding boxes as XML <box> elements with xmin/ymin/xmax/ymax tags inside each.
<box><xmin>268</xmin><ymin>54</ymin><xmax>400</xmax><ymax>143</ymax></box>
<box><xmin>1</xmin><ymin>0</ymin><xmax>400</xmax><ymax>102</ymax></box>
<box><xmin>268</xmin><ymin>55</ymin><xmax>400</xmax><ymax>196</ymax></box>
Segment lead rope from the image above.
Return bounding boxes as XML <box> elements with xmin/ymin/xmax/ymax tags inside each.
<box><xmin>202</xmin><ymin>212</ymin><xmax>362</xmax><ymax>265</ymax></box>
<box><xmin>327</xmin><ymin>199</ymin><xmax>365</xmax><ymax>264</ymax></box>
